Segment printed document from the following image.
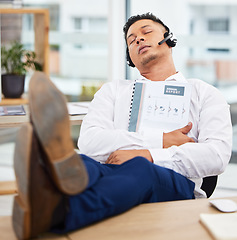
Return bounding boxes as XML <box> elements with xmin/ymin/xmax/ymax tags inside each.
<box><xmin>129</xmin><ymin>80</ymin><xmax>192</xmax><ymax>133</ymax></box>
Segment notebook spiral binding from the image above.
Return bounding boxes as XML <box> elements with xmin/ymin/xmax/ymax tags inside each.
<box><xmin>128</xmin><ymin>80</ymin><xmax>137</xmax><ymax>125</ymax></box>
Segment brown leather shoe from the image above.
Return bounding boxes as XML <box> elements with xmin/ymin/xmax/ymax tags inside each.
<box><xmin>28</xmin><ymin>71</ymin><xmax>88</xmax><ymax>195</ymax></box>
<box><xmin>12</xmin><ymin>123</ymin><xmax>66</xmax><ymax>239</ymax></box>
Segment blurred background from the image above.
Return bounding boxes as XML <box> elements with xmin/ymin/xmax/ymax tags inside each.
<box><xmin>1</xmin><ymin>0</ymin><xmax>237</xmax><ymax>163</ymax></box>
<box><xmin>0</xmin><ymin>0</ymin><xmax>237</xmax><ymax>203</ymax></box>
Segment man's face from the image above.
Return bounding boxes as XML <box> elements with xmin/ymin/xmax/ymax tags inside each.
<box><xmin>126</xmin><ymin>19</ymin><xmax>168</xmax><ymax>69</ymax></box>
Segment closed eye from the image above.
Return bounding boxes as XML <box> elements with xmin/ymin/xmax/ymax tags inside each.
<box><xmin>144</xmin><ymin>30</ymin><xmax>152</xmax><ymax>34</ymax></box>
<box><xmin>128</xmin><ymin>30</ymin><xmax>152</xmax><ymax>45</ymax></box>
<box><xmin>129</xmin><ymin>38</ymin><xmax>136</xmax><ymax>45</ymax></box>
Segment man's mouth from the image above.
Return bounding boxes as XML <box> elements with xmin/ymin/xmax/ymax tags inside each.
<box><xmin>138</xmin><ymin>45</ymin><xmax>150</xmax><ymax>54</ymax></box>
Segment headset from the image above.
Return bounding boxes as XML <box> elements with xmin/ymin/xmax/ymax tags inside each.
<box><xmin>126</xmin><ymin>27</ymin><xmax>177</xmax><ymax>68</ymax></box>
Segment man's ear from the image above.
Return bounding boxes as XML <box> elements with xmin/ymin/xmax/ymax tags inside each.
<box><xmin>126</xmin><ymin>47</ymin><xmax>135</xmax><ymax>68</ymax></box>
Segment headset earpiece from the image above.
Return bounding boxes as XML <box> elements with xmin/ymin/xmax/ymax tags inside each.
<box><xmin>160</xmin><ymin>31</ymin><xmax>177</xmax><ymax>47</ymax></box>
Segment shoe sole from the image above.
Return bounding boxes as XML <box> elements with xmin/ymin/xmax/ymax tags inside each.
<box><xmin>28</xmin><ymin>72</ymin><xmax>88</xmax><ymax>195</ymax></box>
<box><xmin>12</xmin><ymin>123</ymin><xmax>32</xmax><ymax>240</ymax></box>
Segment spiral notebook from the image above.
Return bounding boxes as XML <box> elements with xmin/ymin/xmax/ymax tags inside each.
<box><xmin>128</xmin><ymin>80</ymin><xmax>192</xmax><ymax>133</ymax></box>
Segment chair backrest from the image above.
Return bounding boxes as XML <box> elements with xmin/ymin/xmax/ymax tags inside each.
<box><xmin>200</xmin><ymin>176</ymin><xmax>218</xmax><ymax>198</ymax></box>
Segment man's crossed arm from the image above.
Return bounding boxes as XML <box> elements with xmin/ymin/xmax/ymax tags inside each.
<box><xmin>105</xmin><ymin>122</ymin><xmax>194</xmax><ymax>165</ymax></box>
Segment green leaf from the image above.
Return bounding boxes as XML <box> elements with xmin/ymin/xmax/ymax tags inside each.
<box><xmin>1</xmin><ymin>41</ymin><xmax>43</xmax><ymax>75</ymax></box>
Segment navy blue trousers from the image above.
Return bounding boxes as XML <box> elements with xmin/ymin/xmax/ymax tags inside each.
<box><xmin>56</xmin><ymin>154</ymin><xmax>195</xmax><ymax>233</ymax></box>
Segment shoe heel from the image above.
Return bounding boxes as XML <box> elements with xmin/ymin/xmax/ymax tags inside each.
<box><xmin>12</xmin><ymin>196</ymin><xmax>30</xmax><ymax>240</ymax></box>
<box><xmin>52</xmin><ymin>152</ymin><xmax>88</xmax><ymax>195</ymax></box>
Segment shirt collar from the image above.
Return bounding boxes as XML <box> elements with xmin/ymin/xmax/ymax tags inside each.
<box><xmin>138</xmin><ymin>71</ymin><xmax>188</xmax><ymax>83</ymax></box>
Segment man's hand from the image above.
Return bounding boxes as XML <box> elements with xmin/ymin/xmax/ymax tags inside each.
<box><xmin>106</xmin><ymin>149</ymin><xmax>153</xmax><ymax>165</ymax></box>
<box><xmin>163</xmin><ymin>122</ymin><xmax>195</xmax><ymax>148</ymax></box>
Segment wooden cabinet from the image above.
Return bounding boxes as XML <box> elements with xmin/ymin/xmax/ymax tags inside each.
<box><xmin>0</xmin><ymin>8</ymin><xmax>50</xmax><ymax>75</ymax></box>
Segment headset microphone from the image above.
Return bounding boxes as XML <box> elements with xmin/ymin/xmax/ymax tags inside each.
<box><xmin>158</xmin><ymin>32</ymin><xmax>173</xmax><ymax>45</ymax></box>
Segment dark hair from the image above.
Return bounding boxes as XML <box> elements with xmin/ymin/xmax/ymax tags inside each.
<box><xmin>123</xmin><ymin>12</ymin><xmax>170</xmax><ymax>67</ymax></box>
<box><xmin>123</xmin><ymin>12</ymin><xmax>169</xmax><ymax>44</ymax></box>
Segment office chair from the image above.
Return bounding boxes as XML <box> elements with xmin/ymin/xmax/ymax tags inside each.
<box><xmin>200</xmin><ymin>176</ymin><xmax>218</xmax><ymax>198</ymax></box>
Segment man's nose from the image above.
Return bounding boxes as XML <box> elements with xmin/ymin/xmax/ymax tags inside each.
<box><xmin>136</xmin><ymin>38</ymin><xmax>145</xmax><ymax>44</ymax></box>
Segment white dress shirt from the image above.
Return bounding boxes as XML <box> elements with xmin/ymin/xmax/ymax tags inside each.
<box><xmin>78</xmin><ymin>72</ymin><xmax>232</xmax><ymax>198</ymax></box>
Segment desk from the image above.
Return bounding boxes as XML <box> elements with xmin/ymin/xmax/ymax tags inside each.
<box><xmin>0</xmin><ymin>196</ymin><xmax>237</xmax><ymax>240</ymax></box>
<box><xmin>0</xmin><ymin>181</ymin><xmax>17</xmax><ymax>195</ymax></box>
<box><xmin>0</xmin><ymin>102</ymin><xmax>87</xmax><ymax>195</ymax></box>
<box><xmin>0</xmin><ymin>104</ymin><xmax>86</xmax><ymax>128</ymax></box>
<box><xmin>0</xmin><ymin>97</ymin><xmax>28</xmax><ymax>106</ymax></box>
<box><xmin>0</xmin><ymin>102</ymin><xmax>86</xmax><ymax>194</ymax></box>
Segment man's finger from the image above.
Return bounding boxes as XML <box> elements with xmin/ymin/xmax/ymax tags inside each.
<box><xmin>180</xmin><ymin>122</ymin><xmax>192</xmax><ymax>134</ymax></box>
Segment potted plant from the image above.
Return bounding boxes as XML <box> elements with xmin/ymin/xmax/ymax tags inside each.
<box><xmin>1</xmin><ymin>41</ymin><xmax>42</xmax><ymax>98</ymax></box>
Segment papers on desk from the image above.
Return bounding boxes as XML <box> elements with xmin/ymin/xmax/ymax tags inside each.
<box><xmin>0</xmin><ymin>103</ymin><xmax>89</xmax><ymax>116</ymax></box>
<box><xmin>67</xmin><ymin>102</ymin><xmax>90</xmax><ymax>115</ymax></box>
<box><xmin>0</xmin><ymin>105</ymin><xmax>26</xmax><ymax>116</ymax></box>
<box><xmin>200</xmin><ymin>212</ymin><xmax>237</xmax><ymax>240</ymax></box>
